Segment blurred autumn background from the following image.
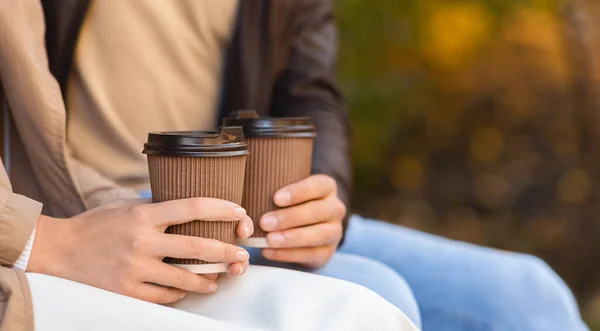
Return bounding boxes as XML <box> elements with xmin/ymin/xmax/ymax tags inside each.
<box><xmin>335</xmin><ymin>0</ymin><xmax>600</xmax><ymax>326</ymax></box>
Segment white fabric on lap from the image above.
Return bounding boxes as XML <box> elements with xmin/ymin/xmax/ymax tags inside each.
<box><xmin>28</xmin><ymin>265</ymin><xmax>419</xmax><ymax>331</ymax></box>
<box><xmin>27</xmin><ymin>274</ymin><xmax>245</xmax><ymax>331</ymax></box>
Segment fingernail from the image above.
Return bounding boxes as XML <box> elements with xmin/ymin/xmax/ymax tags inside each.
<box><xmin>234</xmin><ymin>207</ymin><xmax>247</xmax><ymax>218</ymax></box>
<box><xmin>180</xmin><ymin>292</ymin><xmax>187</xmax><ymax>299</ymax></box>
<box><xmin>208</xmin><ymin>283</ymin><xmax>218</xmax><ymax>293</ymax></box>
<box><xmin>237</xmin><ymin>265</ymin><xmax>245</xmax><ymax>276</ymax></box>
<box><xmin>236</xmin><ymin>250</ymin><xmax>250</xmax><ymax>262</ymax></box>
<box><xmin>244</xmin><ymin>224</ymin><xmax>252</xmax><ymax>237</ymax></box>
<box><xmin>274</xmin><ymin>192</ymin><xmax>291</xmax><ymax>206</ymax></box>
<box><xmin>261</xmin><ymin>215</ymin><xmax>278</xmax><ymax>231</ymax></box>
<box><xmin>268</xmin><ymin>233</ymin><xmax>285</xmax><ymax>247</ymax></box>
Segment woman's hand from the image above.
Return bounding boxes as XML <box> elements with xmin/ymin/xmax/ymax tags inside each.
<box><xmin>28</xmin><ymin>197</ymin><xmax>253</xmax><ymax>304</ymax></box>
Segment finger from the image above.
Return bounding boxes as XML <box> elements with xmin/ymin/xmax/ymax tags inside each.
<box><xmin>133</xmin><ymin>283</ymin><xmax>187</xmax><ymax>304</ymax></box>
<box><xmin>204</xmin><ymin>273</ymin><xmax>219</xmax><ymax>281</ymax></box>
<box><xmin>143</xmin><ymin>261</ymin><xmax>218</xmax><ymax>294</ymax></box>
<box><xmin>156</xmin><ymin>235</ymin><xmax>250</xmax><ymax>263</ymax></box>
<box><xmin>128</xmin><ymin>197</ymin><xmax>246</xmax><ymax>227</ymax></box>
<box><xmin>236</xmin><ymin>216</ymin><xmax>254</xmax><ymax>239</ymax></box>
<box><xmin>262</xmin><ymin>245</ymin><xmax>336</xmax><ymax>269</ymax></box>
<box><xmin>273</xmin><ymin>174</ymin><xmax>336</xmax><ymax>207</ymax></box>
<box><xmin>228</xmin><ymin>261</ymin><xmax>249</xmax><ymax>276</ymax></box>
<box><xmin>261</xmin><ymin>196</ymin><xmax>343</xmax><ymax>231</ymax></box>
<box><xmin>266</xmin><ymin>221</ymin><xmax>342</xmax><ymax>248</ymax></box>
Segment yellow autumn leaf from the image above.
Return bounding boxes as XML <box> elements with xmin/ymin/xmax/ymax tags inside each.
<box><xmin>420</xmin><ymin>1</ymin><xmax>492</xmax><ymax>69</ymax></box>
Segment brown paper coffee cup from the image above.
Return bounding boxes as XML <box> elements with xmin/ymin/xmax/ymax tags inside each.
<box><xmin>223</xmin><ymin>111</ymin><xmax>316</xmax><ymax>247</ymax></box>
<box><xmin>143</xmin><ymin>127</ymin><xmax>248</xmax><ymax>273</ymax></box>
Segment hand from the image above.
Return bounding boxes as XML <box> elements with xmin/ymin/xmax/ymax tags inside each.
<box><xmin>259</xmin><ymin>175</ymin><xmax>346</xmax><ymax>268</ymax></box>
<box><xmin>28</xmin><ymin>197</ymin><xmax>253</xmax><ymax>304</ymax></box>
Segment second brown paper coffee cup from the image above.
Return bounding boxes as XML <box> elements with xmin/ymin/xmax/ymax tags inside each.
<box><xmin>143</xmin><ymin>127</ymin><xmax>248</xmax><ymax>273</ymax></box>
<box><xmin>223</xmin><ymin>111</ymin><xmax>316</xmax><ymax>247</ymax></box>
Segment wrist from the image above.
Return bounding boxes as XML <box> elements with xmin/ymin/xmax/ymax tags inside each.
<box><xmin>27</xmin><ymin>215</ymin><xmax>72</xmax><ymax>276</ymax></box>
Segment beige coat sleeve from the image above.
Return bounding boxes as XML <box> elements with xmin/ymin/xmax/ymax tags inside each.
<box><xmin>0</xmin><ymin>268</ymin><xmax>33</xmax><ymax>331</ymax></box>
<box><xmin>0</xmin><ymin>0</ymin><xmax>136</xmax><ymax>326</ymax></box>
<box><xmin>0</xmin><ymin>0</ymin><xmax>51</xmax><ymax>267</ymax></box>
<box><xmin>0</xmin><ymin>161</ymin><xmax>42</xmax><ymax>267</ymax></box>
<box><xmin>0</xmin><ymin>0</ymin><xmax>60</xmax><ymax>331</ymax></box>
<box><xmin>0</xmin><ymin>1</ymin><xmax>46</xmax><ymax>330</ymax></box>
<box><xmin>0</xmin><ymin>0</ymin><xmax>138</xmax><ymax>215</ymax></box>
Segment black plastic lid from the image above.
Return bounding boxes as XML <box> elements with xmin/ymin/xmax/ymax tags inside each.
<box><xmin>142</xmin><ymin>126</ymin><xmax>249</xmax><ymax>157</ymax></box>
<box><xmin>222</xmin><ymin>110</ymin><xmax>317</xmax><ymax>138</ymax></box>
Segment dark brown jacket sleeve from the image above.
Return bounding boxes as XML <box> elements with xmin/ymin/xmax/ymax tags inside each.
<box><xmin>270</xmin><ymin>0</ymin><xmax>352</xmax><ymax>240</ymax></box>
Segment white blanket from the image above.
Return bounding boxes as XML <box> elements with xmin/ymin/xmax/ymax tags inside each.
<box><xmin>28</xmin><ymin>265</ymin><xmax>419</xmax><ymax>331</ymax></box>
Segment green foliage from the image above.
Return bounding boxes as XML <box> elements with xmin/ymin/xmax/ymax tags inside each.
<box><xmin>336</xmin><ymin>0</ymin><xmax>558</xmax><ymax>190</ymax></box>
<box><xmin>335</xmin><ymin>0</ymin><xmax>600</xmax><ymax>322</ymax></box>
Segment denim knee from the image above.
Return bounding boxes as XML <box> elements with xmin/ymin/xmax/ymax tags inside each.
<box><xmin>481</xmin><ymin>253</ymin><xmax>586</xmax><ymax>330</ymax></box>
<box><xmin>520</xmin><ymin>255</ymin><xmax>583</xmax><ymax>316</ymax></box>
<box><xmin>513</xmin><ymin>254</ymin><xmax>577</xmax><ymax>307</ymax></box>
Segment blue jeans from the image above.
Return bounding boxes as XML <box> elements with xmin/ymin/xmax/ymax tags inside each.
<box><xmin>250</xmin><ymin>215</ymin><xmax>588</xmax><ymax>331</ymax></box>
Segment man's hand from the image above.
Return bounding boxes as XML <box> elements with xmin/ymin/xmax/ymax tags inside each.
<box><xmin>27</xmin><ymin>197</ymin><xmax>253</xmax><ymax>304</ymax></box>
<box><xmin>260</xmin><ymin>174</ymin><xmax>346</xmax><ymax>269</ymax></box>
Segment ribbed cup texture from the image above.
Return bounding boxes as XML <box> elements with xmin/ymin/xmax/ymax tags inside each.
<box><xmin>244</xmin><ymin>138</ymin><xmax>313</xmax><ymax>238</ymax></box>
<box><xmin>147</xmin><ymin>155</ymin><xmax>246</xmax><ymax>265</ymax></box>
